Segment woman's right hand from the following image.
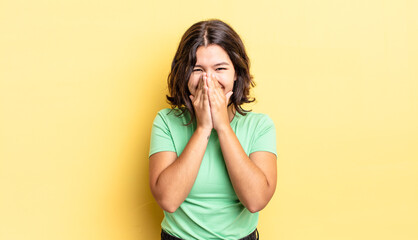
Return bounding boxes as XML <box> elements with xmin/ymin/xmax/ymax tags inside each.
<box><xmin>189</xmin><ymin>73</ymin><xmax>213</xmax><ymax>131</ymax></box>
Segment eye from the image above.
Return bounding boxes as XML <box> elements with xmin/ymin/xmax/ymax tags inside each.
<box><xmin>192</xmin><ymin>68</ymin><xmax>203</xmax><ymax>72</ymax></box>
<box><xmin>216</xmin><ymin>67</ymin><xmax>227</xmax><ymax>71</ymax></box>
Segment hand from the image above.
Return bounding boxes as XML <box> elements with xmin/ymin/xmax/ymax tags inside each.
<box><xmin>207</xmin><ymin>73</ymin><xmax>233</xmax><ymax>131</ymax></box>
<box><xmin>189</xmin><ymin>73</ymin><xmax>213</xmax><ymax>131</ymax></box>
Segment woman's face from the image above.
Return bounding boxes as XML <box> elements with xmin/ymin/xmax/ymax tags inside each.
<box><xmin>188</xmin><ymin>44</ymin><xmax>236</xmax><ymax>96</ymax></box>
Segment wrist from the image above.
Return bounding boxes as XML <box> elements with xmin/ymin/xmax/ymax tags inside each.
<box><xmin>214</xmin><ymin>123</ymin><xmax>233</xmax><ymax>134</ymax></box>
<box><xmin>195</xmin><ymin>126</ymin><xmax>213</xmax><ymax>137</ymax></box>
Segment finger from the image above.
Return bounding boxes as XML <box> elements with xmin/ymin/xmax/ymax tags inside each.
<box><xmin>195</xmin><ymin>84</ymin><xmax>205</xmax><ymax>104</ymax></box>
<box><xmin>205</xmin><ymin>74</ymin><xmax>213</xmax><ymax>97</ymax></box>
<box><xmin>207</xmin><ymin>85</ymin><xmax>213</xmax><ymax>105</ymax></box>
<box><xmin>201</xmin><ymin>77</ymin><xmax>209</xmax><ymax>101</ymax></box>
<box><xmin>204</xmin><ymin>73</ymin><xmax>209</xmax><ymax>89</ymax></box>
<box><xmin>208</xmin><ymin>73</ymin><xmax>214</xmax><ymax>85</ymax></box>
<box><xmin>203</xmin><ymin>82</ymin><xmax>211</xmax><ymax>108</ymax></box>
<box><xmin>207</xmin><ymin>79</ymin><xmax>218</xmax><ymax>105</ymax></box>
<box><xmin>226</xmin><ymin>91</ymin><xmax>233</xmax><ymax>104</ymax></box>
<box><xmin>205</xmin><ymin>73</ymin><xmax>210</xmax><ymax>88</ymax></box>
<box><xmin>212</xmin><ymin>74</ymin><xmax>220</xmax><ymax>88</ymax></box>
<box><xmin>212</xmin><ymin>76</ymin><xmax>224</xmax><ymax>99</ymax></box>
<box><xmin>208</xmin><ymin>74</ymin><xmax>218</xmax><ymax>94</ymax></box>
<box><xmin>198</xmin><ymin>74</ymin><xmax>204</xmax><ymax>90</ymax></box>
<box><xmin>207</xmin><ymin>76</ymin><xmax>218</xmax><ymax>98</ymax></box>
<box><xmin>202</xmin><ymin>73</ymin><xmax>208</xmax><ymax>93</ymax></box>
<box><xmin>211</xmin><ymin>76</ymin><xmax>223</xmax><ymax>99</ymax></box>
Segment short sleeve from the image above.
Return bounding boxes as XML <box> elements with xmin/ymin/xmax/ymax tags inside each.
<box><xmin>149</xmin><ymin>111</ymin><xmax>176</xmax><ymax>157</ymax></box>
<box><xmin>249</xmin><ymin>115</ymin><xmax>277</xmax><ymax>156</ymax></box>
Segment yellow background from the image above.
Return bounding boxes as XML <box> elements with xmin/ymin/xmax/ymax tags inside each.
<box><xmin>1</xmin><ymin>0</ymin><xmax>417</xmax><ymax>239</ymax></box>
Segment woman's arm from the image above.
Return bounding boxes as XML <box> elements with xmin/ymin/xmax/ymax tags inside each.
<box><xmin>149</xmin><ymin>75</ymin><xmax>212</xmax><ymax>213</ymax></box>
<box><xmin>207</xmin><ymin>74</ymin><xmax>277</xmax><ymax>212</ymax></box>
<box><xmin>149</xmin><ymin>127</ymin><xmax>211</xmax><ymax>213</ymax></box>
<box><xmin>217</xmin><ymin>127</ymin><xmax>277</xmax><ymax>213</ymax></box>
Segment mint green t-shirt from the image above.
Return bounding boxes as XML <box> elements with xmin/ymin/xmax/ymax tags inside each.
<box><xmin>149</xmin><ymin>108</ymin><xmax>277</xmax><ymax>240</ymax></box>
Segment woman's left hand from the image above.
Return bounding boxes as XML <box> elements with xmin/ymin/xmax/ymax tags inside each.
<box><xmin>207</xmin><ymin>73</ymin><xmax>233</xmax><ymax>131</ymax></box>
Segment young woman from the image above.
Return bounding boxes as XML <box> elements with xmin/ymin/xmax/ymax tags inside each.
<box><xmin>149</xmin><ymin>19</ymin><xmax>277</xmax><ymax>240</ymax></box>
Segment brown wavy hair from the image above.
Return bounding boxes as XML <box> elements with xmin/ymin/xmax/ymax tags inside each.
<box><xmin>166</xmin><ymin>19</ymin><xmax>255</xmax><ymax>124</ymax></box>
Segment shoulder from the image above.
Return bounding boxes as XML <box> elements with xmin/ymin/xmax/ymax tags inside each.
<box><xmin>153</xmin><ymin>108</ymin><xmax>191</xmax><ymax>126</ymax></box>
<box><xmin>236</xmin><ymin>111</ymin><xmax>275</xmax><ymax>127</ymax></box>
<box><xmin>156</xmin><ymin>108</ymin><xmax>176</xmax><ymax>117</ymax></box>
<box><xmin>242</xmin><ymin>111</ymin><xmax>272</xmax><ymax>120</ymax></box>
<box><xmin>155</xmin><ymin>108</ymin><xmax>183</xmax><ymax>119</ymax></box>
<box><xmin>232</xmin><ymin>111</ymin><xmax>275</xmax><ymax>137</ymax></box>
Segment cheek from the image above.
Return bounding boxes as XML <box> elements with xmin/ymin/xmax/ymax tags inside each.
<box><xmin>217</xmin><ymin>74</ymin><xmax>235</xmax><ymax>91</ymax></box>
<box><xmin>188</xmin><ymin>76</ymin><xmax>199</xmax><ymax>94</ymax></box>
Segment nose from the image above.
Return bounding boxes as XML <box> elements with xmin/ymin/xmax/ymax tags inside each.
<box><xmin>202</xmin><ymin>71</ymin><xmax>217</xmax><ymax>80</ymax></box>
<box><xmin>205</xmin><ymin>70</ymin><xmax>214</xmax><ymax>76</ymax></box>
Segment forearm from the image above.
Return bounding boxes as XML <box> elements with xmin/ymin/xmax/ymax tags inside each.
<box><xmin>217</xmin><ymin>126</ymin><xmax>273</xmax><ymax>213</ymax></box>
<box><xmin>154</xmin><ymin>127</ymin><xmax>211</xmax><ymax>212</ymax></box>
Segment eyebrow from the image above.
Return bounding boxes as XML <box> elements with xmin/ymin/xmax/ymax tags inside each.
<box><xmin>194</xmin><ymin>62</ymin><xmax>230</xmax><ymax>68</ymax></box>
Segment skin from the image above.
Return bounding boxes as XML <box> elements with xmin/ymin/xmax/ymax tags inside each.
<box><xmin>149</xmin><ymin>44</ymin><xmax>277</xmax><ymax>213</ymax></box>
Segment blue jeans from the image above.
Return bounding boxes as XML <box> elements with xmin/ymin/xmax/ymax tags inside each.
<box><xmin>161</xmin><ymin>228</ymin><xmax>259</xmax><ymax>240</ymax></box>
